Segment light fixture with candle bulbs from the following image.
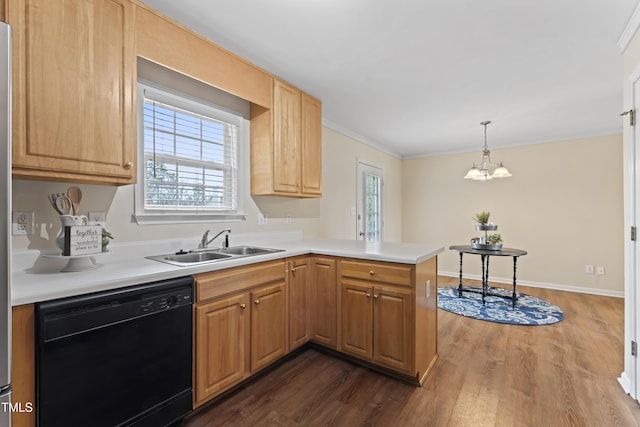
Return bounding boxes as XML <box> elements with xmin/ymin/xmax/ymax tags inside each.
<box><xmin>464</xmin><ymin>121</ymin><xmax>512</xmax><ymax>181</ymax></box>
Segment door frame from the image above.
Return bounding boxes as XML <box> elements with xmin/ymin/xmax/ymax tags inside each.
<box><xmin>620</xmin><ymin>63</ymin><xmax>640</xmax><ymax>400</ymax></box>
<box><xmin>356</xmin><ymin>160</ymin><xmax>384</xmax><ymax>241</ymax></box>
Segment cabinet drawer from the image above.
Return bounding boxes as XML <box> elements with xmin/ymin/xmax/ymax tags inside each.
<box><xmin>340</xmin><ymin>259</ymin><xmax>413</xmax><ymax>286</ymax></box>
<box><xmin>195</xmin><ymin>260</ymin><xmax>285</xmax><ymax>302</ymax></box>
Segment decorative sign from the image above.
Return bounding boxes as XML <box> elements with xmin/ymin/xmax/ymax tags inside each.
<box><xmin>63</xmin><ymin>225</ymin><xmax>102</xmax><ymax>256</ymax></box>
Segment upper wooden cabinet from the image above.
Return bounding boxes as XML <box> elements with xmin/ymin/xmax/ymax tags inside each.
<box><xmin>250</xmin><ymin>79</ymin><xmax>322</xmax><ymax>198</ymax></box>
<box><xmin>7</xmin><ymin>0</ymin><xmax>136</xmax><ymax>185</ymax></box>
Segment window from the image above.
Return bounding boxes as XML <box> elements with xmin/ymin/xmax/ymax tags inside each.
<box><xmin>134</xmin><ymin>82</ymin><xmax>246</xmax><ymax>223</ymax></box>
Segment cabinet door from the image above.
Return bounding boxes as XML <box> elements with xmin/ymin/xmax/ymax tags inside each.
<box><xmin>340</xmin><ymin>281</ymin><xmax>373</xmax><ymax>360</ymax></box>
<box><xmin>8</xmin><ymin>0</ymin><xmax>136</xmax><ymax>184</ymax></box>
<box><xmin>311</xmin><ymin>257</ymin><xmax>337</xmax><ymax>348</ymax></box>
<box><xmin>251</xmin><ymin>281</ymin><xmax>288</xmax><ymax>372</ymax></box>
<box><xmin>373</xmin><ymin>285</ymin><xmax>413</xmax><ymax>374</ymax></box>
<box><xmin>289</xmin><ymin>257</ymin><xmax>311</xmax><ymax>350</ymax></box>
<box><xmin>195</xmin><ymin>293</ymin><xmax>250</xmax><ymax>406</ymax></box>
<box><xmin>301</xmin><ymin>93</ymin><xmax>322</xmax><ymax>196</ymax></box>
<box><xmin>272</xmin><ymin>79</ymin><xmax>301</xmax><ymax>194</ymax></box>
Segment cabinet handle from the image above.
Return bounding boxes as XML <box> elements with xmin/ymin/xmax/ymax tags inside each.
<box><xmin>373</xmin><ymin>294</ymin><xmax>379</xmax><ymax>299</ymax></box>
<box><xmin>366</xmin><ymin>293</ymin><xmax>371</xmax><ymax>298</ymax></box>
<box><xmin>254</xmin><ymin>299</ymin><xmax>260</xmax><ymax>305</ymax></box>
<box><xmin>123</xmin><ymin>161</ymin><xmax>133</xmax><ymax>170</ymax></box>
<box><xmin>291</xmin><ymin>267</ymin><xmax>296</xmax><ymax>273</ymax></box>
<box><xmin>369</xmin><ymin>270</ymin><xmax>375</xmax><ymax>276</ymax></box>
<box><xmin>239</xmin><ymin>303</ymin><xmax>246</xmax><ymax>309</ymax></box>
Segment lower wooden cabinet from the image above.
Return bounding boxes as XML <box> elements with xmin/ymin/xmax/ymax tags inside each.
<box><xmin>339</xmin><ymin>258</ymin><xmax>438</xmax><ymax>381</ymax></box>
<box><xmin>340</xmin><ymin>280</ymin><xmax>413</xmax><ymax>373</ymax></box>
<box><xmin>251</xmin><ymin>282</ymin><xmax>288</xmax><ymax>372</ymax></box>
<box><xmin>288</xmin><ymin>256</ymin><xmax>311</xmax><ymax>350</ymax></box>
<box><xmin>195</xmin><ymin>293</ymin><xmax>250</xmax><ymax>404</ymax></box>
<box><xmin>311</xmin><ymin>256</ymin><xmax>338</xmax><ymax>348</ymax></box>
<box><xmin>193</xmin><ymin>261</ymin><xmax>287</xmax><ymax>407</ymax></box>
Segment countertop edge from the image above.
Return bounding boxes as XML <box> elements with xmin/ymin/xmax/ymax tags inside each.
<box><xmin>12</xmin><ymin>241</ymin><xmax>444</xmax><ymax>306</ymax></box>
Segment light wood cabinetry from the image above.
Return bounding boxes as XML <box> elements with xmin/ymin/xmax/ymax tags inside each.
<box><xmin>250</xmin><ymin>79</ymin><xmax>322</xmax><ymax>198</ymax></box>
<box><xmin>193</xmin><ymin>260</ymin><xmax>287</xmax><ymax>407</ymax></box>
<box><xmin>311</xmin><ymin>256</ymin><xmax>338</xmax><ymax>348</ymax></box>
<box><xmin>340</xmin><ymin>258</ymin><xmax>437</xmax><ymax>380</ymax></box>
<box><xmin>340</xmin><ymin>268</ymin><xmax>413</xmax><ymax>374</ymax></box>
<box><xmin>194</xmin><ymin>293</ymin><xmax>250</xmax><ymax>405</ymax></box>
<box><xmin>11</xmin><ymin>304</ymin><xmax>35</xmax><ymax>427</ymax></box>
<box><xmin>288</xmin><ymin>256</ymin><xmax>311</xmax><ymax>350</ymax></box>
<box><xmin>7</xmin><ymin>0</ymin><xmax>136</xmax><ymax>185</ymax></box>
<box><xmin>251</xmin><ymin>281</ymin><xmax>287</xmax><ymax>372</ymax></box>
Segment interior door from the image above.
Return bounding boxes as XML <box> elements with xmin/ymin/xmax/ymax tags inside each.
<box><xmin>356</xmin><ymin>161</ymin><xmax>383</xmax><ymax>241</ymax></box>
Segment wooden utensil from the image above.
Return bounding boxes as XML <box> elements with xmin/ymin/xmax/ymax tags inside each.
<box><xmin>49</xmin><ymin>194</ymin><xmax>63</xmax><ymax>215</ymax></box>
<box><xmin>55</xmin><ymin>194</ymin><xmax>72</xmax><ymax>215</ymax></box>
<box><xmin>67</xmin><ymin>186</ymin><xmax>82</xmax><ymax>215</ymax></box>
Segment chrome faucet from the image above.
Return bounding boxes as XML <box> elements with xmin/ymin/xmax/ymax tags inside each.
<box><xmin>199</xmin><ymin>229</ymin><xmax>231</xmax><ymax>249</ymax></box>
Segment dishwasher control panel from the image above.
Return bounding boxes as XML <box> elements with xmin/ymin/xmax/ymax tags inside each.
<box><xmin>136</xmin><ymin>289</ymin><xmax>192</xmax><ymax>315</ymax></box>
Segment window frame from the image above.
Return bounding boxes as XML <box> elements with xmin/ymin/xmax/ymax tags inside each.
<box><xmin>133</xmin><ymin>80</ymin><xmax>246</xmax><ymax>225</ymax></box>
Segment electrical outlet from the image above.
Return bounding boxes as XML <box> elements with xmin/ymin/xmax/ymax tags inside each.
<box><xmin>285</xmin><ymin>212</ymin><xmax>292</xmax><ymax>225</ymax></box>
<box><xmin>597</xmin><ymin>266</ymin><xmax>605</xmax><ymax>275</ymax></box>
<box><xmin>12</xmin><ymin>211</ymin><xmax>34</xmax><ymax>236</ymax></box>
<box><xmin>586</xmin><ymin>264</ymin><xmax>594</xmax><ymax>274</ymax></box>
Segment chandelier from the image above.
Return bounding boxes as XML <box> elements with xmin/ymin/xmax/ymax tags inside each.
<box><xmin>464</xmin><ymin>121</ymin><xmax>512</xmax><ymax>180</ymax></box>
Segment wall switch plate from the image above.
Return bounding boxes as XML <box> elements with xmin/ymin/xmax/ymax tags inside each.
<box><xmin>597</xmin><ymin>266</ymin><xmax>605</xmax><ymax>275</ymax></box>
<box><xmin>88</xmin><ymin>211</ymin><xmax>106</xmax><ymax>226</ymax></box>
<box><xmin>426</xmin><ymin>280</ymin><xmax>431</xmax><ymax>298</ymax></box>
<box><xmin>12</xmin><ymin>211</ymin><xmax>34</xmax><ymax>236</ymax></box>
<box><xmin>586</xmin><ymin>264</ymin><xmax>594</xmax><ymax>274</ymax></box>
<box><xmin>285</xmin><ymin>212</ymin><xmax>292</xmax><ymax>224</ymax></box>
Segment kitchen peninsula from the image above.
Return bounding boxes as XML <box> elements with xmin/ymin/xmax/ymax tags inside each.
<box><xmin>11</xmin><ymin>236</ymin><xmax>443</xmax><ymax>422</ymax></box>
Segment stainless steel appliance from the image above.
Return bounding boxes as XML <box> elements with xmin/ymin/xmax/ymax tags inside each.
<box><xmin>36</xmin><ymin>277</ymin><xmax>193</xmax><ymax>427</ymax></box>
<box><xmin>0</xmin><ymin>21</ymin><xmax>12</xmax><ymax>427</ymax></box>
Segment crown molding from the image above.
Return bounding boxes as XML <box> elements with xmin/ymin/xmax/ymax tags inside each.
<box><xmin>321</xmin><ymin>118</ymin><xmax>402</xmax><ymax>159</ymax></box>
<box><xmin>618</xmin><ymin>2</ymin><xmax>640</xmax><ymax>53</ymax></box>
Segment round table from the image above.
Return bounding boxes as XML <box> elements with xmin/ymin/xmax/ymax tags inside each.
<box><xmin>449</xmin><ymin>245</ymin><xmax>527</xmax><ymax>307</ymax></box>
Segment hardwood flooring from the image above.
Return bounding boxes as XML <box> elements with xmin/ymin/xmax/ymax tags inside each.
<box><xmin>185</xmin><ymin>277</ymin><xmax>640</xmax><ymax>426</ymax></box>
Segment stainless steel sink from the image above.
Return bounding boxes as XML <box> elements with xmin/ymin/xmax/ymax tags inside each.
<box><xmin>217</xmin><ymin>245</ymin><xmax>283</xmax><ymax>256</ymax></box>
<box><xmin>146</xmin><ymin>245</ymin><xmax>284</xmax><ymax>267</ymax></box>
<box><xmin>165</xmin><ymin>251</ymin><xmax>232</xmax><ymax>263</ymax></box>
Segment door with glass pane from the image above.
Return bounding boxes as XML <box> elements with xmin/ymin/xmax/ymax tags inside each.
<box><xmin>357</xmin><ymin>162</ymin><xmax>383</xmax><ymax>241</ymax></box>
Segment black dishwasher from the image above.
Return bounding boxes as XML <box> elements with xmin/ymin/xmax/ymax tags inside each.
<box><xmin>35</xmin><ymin>277</ymin><xmax>193</xmax><ymax>427</ymax></box>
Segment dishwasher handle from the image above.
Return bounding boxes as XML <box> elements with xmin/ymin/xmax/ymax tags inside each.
<box><xmin>36</xmin><ymin>277</ymin><xmax>193</xmax><ymax>343</ymax></box>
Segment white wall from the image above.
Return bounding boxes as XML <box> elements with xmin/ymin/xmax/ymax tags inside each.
<box><xmin>11</xmin><ymin>125</ymin><xmax>404</xmax><ymax>250</ymax></box>
<box><xmin>402</xmin><ymin>134</ymin><xmax>624</xmax><ymax>296</ymax></box>
<box><xmin>319</xmin><ymin>127</ymin><xmax>403</xmax><ymax>242</ymax></box>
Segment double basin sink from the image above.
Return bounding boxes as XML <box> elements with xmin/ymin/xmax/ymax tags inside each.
<box><xmin>147</xmin><ymin>245</ymin><xmax>284</xmax><ymax>267</ymax></box>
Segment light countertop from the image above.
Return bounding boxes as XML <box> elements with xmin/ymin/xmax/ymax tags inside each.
<box><xmin>11</xmin><ymin>236</ymin><xmax>443</xmax><ymax>306</ymax></box>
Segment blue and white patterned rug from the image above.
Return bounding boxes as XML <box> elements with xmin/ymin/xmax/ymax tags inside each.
<box><xmin>438</xmin><ymin>286</ymin><xmax>564</xmax><ymax>325</ymax></box>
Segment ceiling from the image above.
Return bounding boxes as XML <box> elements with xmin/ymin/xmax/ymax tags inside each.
<box><xmin>140</xmin><ymin>0</ymin><xmax>639</xmax><ymax>158</ymax></box>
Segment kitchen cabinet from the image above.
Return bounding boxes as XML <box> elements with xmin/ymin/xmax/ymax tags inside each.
<box><xmin>250</xmin><ymin>79</ymin><xmax>322</xmax><ymax>198</ymax></box>
<box><xmin>310</xmin><ymin>256</ymin><xmax>338</xmax><ymax>349</ymax></box>
<box><xmin>11</xmin><ymin>304</ymin><xmax>35</xmax><ymax>427</ymax></box>
<box><xmin>194</xmin><ymin>293</ymin><xmax>250</xmax><ymax>406</ymax></box>
<box><xmin>193</xmin><ymin>260</ymin><xmax>287</xmax><ymax>406</ymax></box>
<box><xmin>288</xmin><ymin>256</ymin><xmax>311</xmax><ymax>350</ymax></box>
<box><xmin>340</xmin><ymin>258</ymin><xmax>436</xmax><ymax>378</ymax></box>
<box><xmin>7</xmin><ymin>0</ymin><xmax>136</xmax><ymax>185</ymax></box>
<box><xmin>251</xmin><ymin>281</ymin><xmax>287</xmax><ymax>372</ymax></box>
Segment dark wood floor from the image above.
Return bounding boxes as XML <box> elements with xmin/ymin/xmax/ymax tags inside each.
<box><xmin>185</xmin><ymin>277</ymin><xmax>640</xmax><ymax>426</ymax></box>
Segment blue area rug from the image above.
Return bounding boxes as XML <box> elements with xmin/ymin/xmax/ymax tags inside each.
<box><xmin>438</xmin><ymin>286</ymin><xmax>564</xmax><ymax>326</ymax></box>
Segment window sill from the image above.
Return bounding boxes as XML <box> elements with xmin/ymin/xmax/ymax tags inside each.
<box><xmin>133</xmin><ymin>213</ymin><xmax>246</xmax><ymax>225</ymax></box>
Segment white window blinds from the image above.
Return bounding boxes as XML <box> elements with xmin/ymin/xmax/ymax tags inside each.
<box><xmin>142</xmin><ymin>87</ymin><xmax>240</xmax><ymax>213</ymax></box>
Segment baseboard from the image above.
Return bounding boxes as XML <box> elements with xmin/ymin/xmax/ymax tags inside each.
<box><xmin>438</xmin><ymin>271</ymin><xmax>624</xmax><ymax>298</ymax></box>
<box><xmin>618</xmin><ymin>371</ymin><xmax>634</xmax><ymax>398</ymax></box>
